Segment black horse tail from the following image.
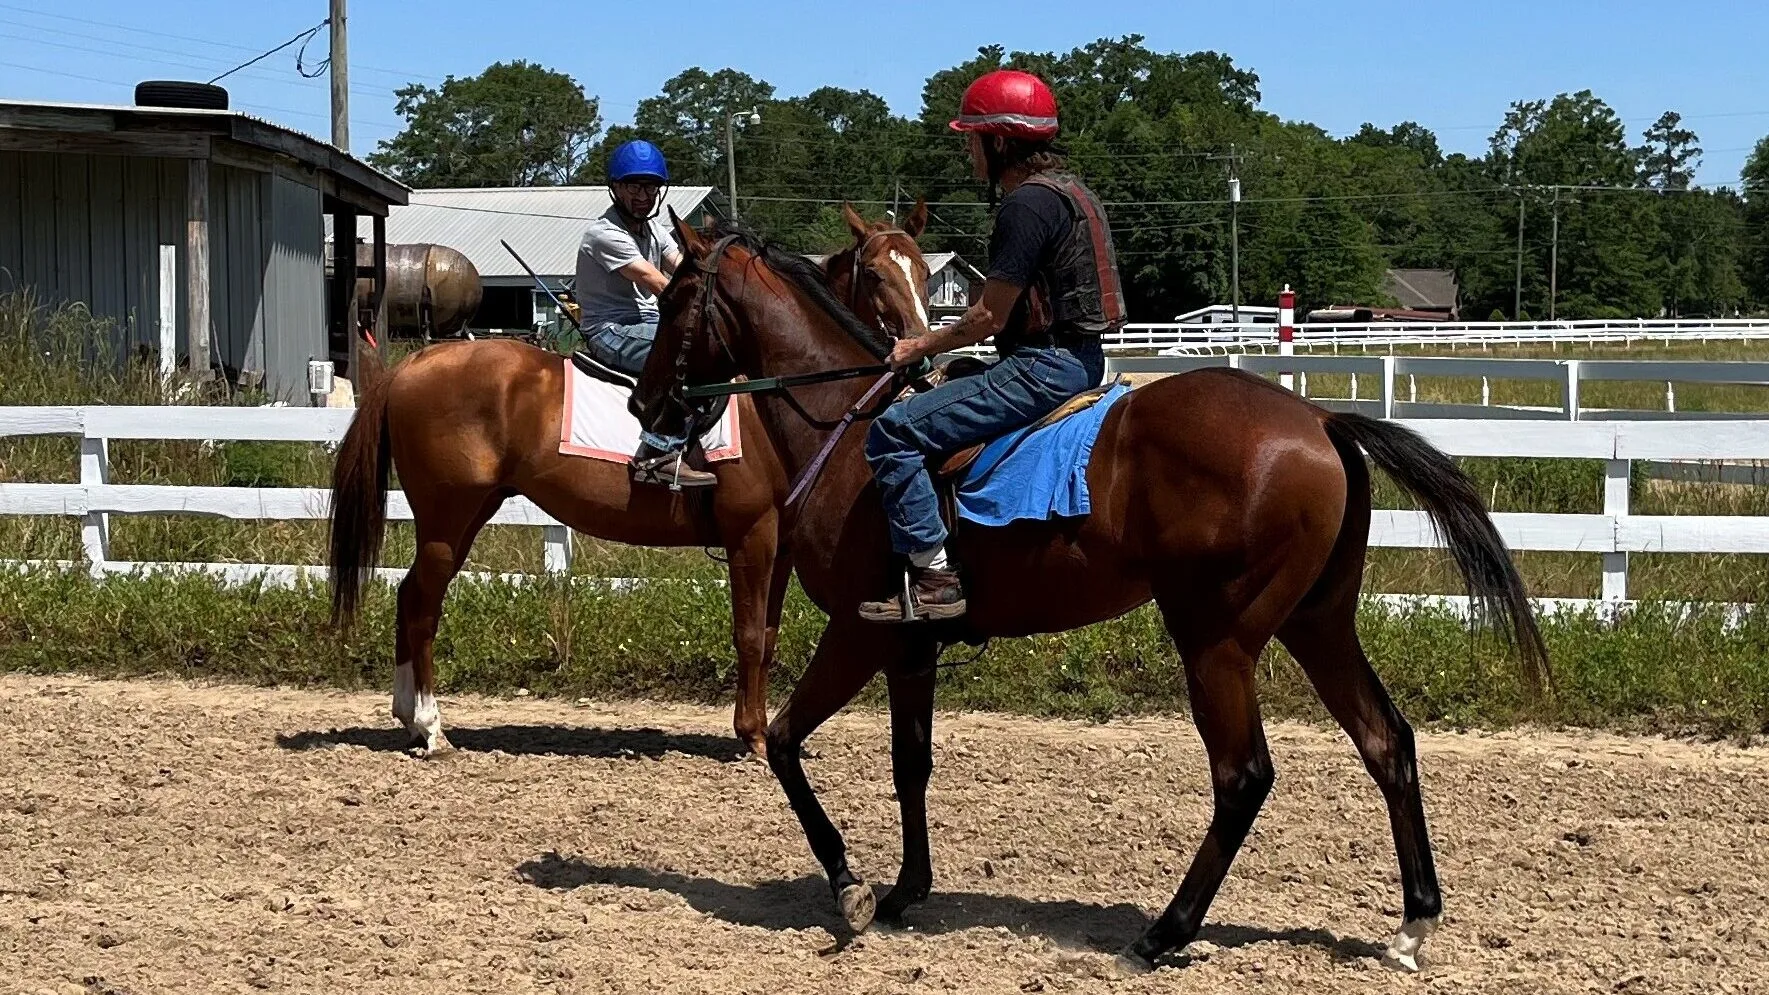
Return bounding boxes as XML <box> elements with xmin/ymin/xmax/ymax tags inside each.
<box><xmin>1324</xmin><ymin>412</ymin><xmax>1552</xmax><ymax>694</ymax></box>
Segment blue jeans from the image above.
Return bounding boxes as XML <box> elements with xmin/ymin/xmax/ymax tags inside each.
<box><xmin>865</xmin><ymin>340</ymin><xmax>1105</xmax><ymax>556</ymax></box>
<box><xmin>586</xmin><ymin>320</ymin><xmax>679</xmax><ymax>452</ymax></box>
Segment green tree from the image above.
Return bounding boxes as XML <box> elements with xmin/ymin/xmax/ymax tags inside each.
<box><xmin>370</xmin><ymin>61</ymin><xmax>601</xmax><ymax>187</ymax></box>
<box><xmin>1637</xmin><ymin>111</ymin><xmax>1701</xmax><ymax>190</ymax></box>
<box><xmin>1742</xmin><ymin>136</ymin><xmax>1769</xmax><ymax>308</ymax></box>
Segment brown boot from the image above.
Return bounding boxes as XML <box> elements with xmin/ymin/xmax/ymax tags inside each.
<box><xmin>858</xmin><ymin>568</ymin><xmax>967</xmax><ymax>623</ymax></box>
<box><xmin>630</xmin><ymin>450</ymin><xmax>718</xmax><ymax>490</ymax></box>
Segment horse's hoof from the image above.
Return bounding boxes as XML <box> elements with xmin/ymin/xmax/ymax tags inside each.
<box><xmin>407</xmin><ymin>731</ymin><xmax>452</xmax><ymax>758</ymax></box>
<box><xmin>877</xmin><ymin>884</ymin><xmax>928</xmax><ymax>924</ymax></box>
<box><xmin>1113</xmin><ymin>947</ymin><xmax>1155</xmax><ymax>977</ymax></box>
<box><xmin>1381</xmin><ymin>916</ymin><xmax>1439</xmax><ymax>974</ymax></box>
<box><xmin>838</xmin><ymin>883</ymin><xmax>876</xmax><ymax>933</ymax></box>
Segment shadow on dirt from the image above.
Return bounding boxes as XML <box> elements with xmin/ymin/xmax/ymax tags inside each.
<box><xmin>514</xmin><ymin>851</ymin><xmax>1386</xmax><ymax>962</ymax></box>
<box><xmin>274</xmin><ymin>725</ymin><xmax>746</xmax><ymax>761</ymax></box>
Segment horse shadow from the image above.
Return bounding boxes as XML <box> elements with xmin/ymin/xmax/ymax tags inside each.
<box><xmin>274</xmin><ymin>724</ymin><xmax>746</xmax><ymax>762</ymax></box>
<box><xmin>513</xmin><ymin>851</ymin><xmax>1385</xmax><ymax>963</ymax></box>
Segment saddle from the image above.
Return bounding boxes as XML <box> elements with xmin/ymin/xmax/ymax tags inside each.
<box><xmin>571</xmin><ymin>350</ymin><xmax>637</xmax><ymax>390</ymax></box>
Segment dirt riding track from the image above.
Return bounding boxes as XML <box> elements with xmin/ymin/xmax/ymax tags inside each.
<box><xmin>2</xmin><ymin>675</ymin><xmax>1765</xmax><ymax>995</ymax></box>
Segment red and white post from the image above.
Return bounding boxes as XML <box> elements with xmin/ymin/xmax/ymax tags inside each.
<box><xmin>1278</xmin><ymin>284</ymin><xmax>1296</xmax><ymax>390</ymax></box>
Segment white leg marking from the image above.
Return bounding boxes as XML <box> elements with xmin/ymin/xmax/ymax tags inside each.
<box><xmin>1383</xmin><ymin>915</ymin><xmax>1440</xmax><ymax>973</ymax></box>
<box><xmin>888</xmin><ymin>250</ymin><xmax>931</xmax><ymax>334</ymax></box>
<box><xmin>392</xmin><ymin>663</ymin><xmax>416</xmax><ymax>726</ymax></box>
<box><xmin>411</xmin><ymin>690</ymin><xmax>443</xmax><ymax>752</ymax></box>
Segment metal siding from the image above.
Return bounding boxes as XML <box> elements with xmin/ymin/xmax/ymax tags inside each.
<box><xmin>121</xmin><ymin>157</ymin><xmax>164</xmax><ymax>356</ymax></box>
<box><xmin>52</xmin><ymin>154</ymin><xmax>91</xmax><ymax>312</ymax></box>
<box><xmin>265</xmin><ymin>173</ymin><xmax>323</xmax><ymax>401</ymax></box>
<box><xmin>19</xmin><ymin>152</ymin><xmax>55</xmax><ymax>296</ymax></box>
<box><xmin>0</xmin><ymin>152</ymin><xmax>20</xmax><ymax>292</ymax></box>
<box><xmin>87</xmin><ymin>155</ymin><xmax>128</xmax><ymax>343</ymax></box>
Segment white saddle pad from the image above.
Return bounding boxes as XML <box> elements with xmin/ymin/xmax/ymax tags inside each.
<box><xmin>558</xmin><ymin>358</ymin><xmax>740</xmax><ymax>463</ymax></box>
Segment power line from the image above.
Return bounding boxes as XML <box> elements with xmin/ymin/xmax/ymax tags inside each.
<box><xmin>208</xmin><ymin>20</ymin><xmax>329</xmax><ymax>84</ymax></box>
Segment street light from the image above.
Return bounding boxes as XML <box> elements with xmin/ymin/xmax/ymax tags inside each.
<box><xmin>725</xmin><ymin>106</ymin><xmax>761</xmax><ymax>219</ymax></box>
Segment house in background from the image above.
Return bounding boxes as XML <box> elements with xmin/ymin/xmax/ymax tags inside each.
<box><xmin>0</xmin><ymin>97</ymin><xmax>406</xmax><ymax>399</ymax></box>
<box><xmin>808</xmin><ymin>250</ymin><xmax>982</xmax><ymax>324</ymax></box>
<box><xmin>337</xmin><ymin>186</ymin><xmax>721</xmax><ymax>335</ymax></box>
<box><xmin>1380</xmin><ymin>268</ymin><xmax>1460</xmax><ymax>319</ymax></box>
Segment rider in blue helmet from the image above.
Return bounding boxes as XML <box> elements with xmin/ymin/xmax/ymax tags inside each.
<box><xmin>576</xmin><ymin>139</ymin><xmax>716</xmax><ymax>488</ymax></box>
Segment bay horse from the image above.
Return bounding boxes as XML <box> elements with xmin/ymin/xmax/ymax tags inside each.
<box><xmin>632</xmin><ymin>214</ymin><xmax>1550</xmax><ymax>972</ymax></box>
<box><xmin>325</xmin><ymin>203</ymin><xmax>931</xmax><ymax>756</ymax></box>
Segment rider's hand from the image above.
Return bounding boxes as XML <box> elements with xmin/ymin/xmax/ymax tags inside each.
<box><xmin>888</xmin><ymin>337</ymin><xmax>925</xmax><ymax>371</ymax></box>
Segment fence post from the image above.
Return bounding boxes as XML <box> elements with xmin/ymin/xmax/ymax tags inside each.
<box><xmin>1481</xmin><ymin>376</ymin><xmax>1490</xmax><ymax>407</ymax></box>
<box><xmin>1603</xmin><ymin>458</ymin><xmax>1629</xmax><ymax>603</ymax></box>
<box><xmin>1379</xmin><ymin>355</ymin><xmax>1396</xmax><ymax>419</ymax></box>
<box><xmin>157</xmin><ymin>245</ymin><xmax>177</xmax><ymax>387</ymax></box>
<box><xmin>1278</xmin><ymin>285</ymin><xmax>1295</xmax><ymax>390</ymax></box>
<box><xmin>1562</xmin><ymin>360</ymin><xmax>1581</xmax><ymax>421</ymax></box>
<box><xmin>1665</xmin><ymin>381</ymin><xmax>1676</xmax><ymax>414</ymax></box>
<box><xmin>543</xmin><ymin>524</ymin><xmax>573</xmax><ymax>576</ymax></box>
<box><xmin>80</xmin><ymin>435</ymin><xmax>110</xmax><ymax>577</ymax></box>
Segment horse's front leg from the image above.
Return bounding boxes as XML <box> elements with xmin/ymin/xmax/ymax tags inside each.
<box><xmin>765</xmin><ymin>619</ymin><xmax>889</xmax><ymax>931</ymax></box>
<box><xmin>725</xmin><ymin>510</ymin><xmax>781</xmax><ymax>757</ymax></box>
<box><xmin>878</xmin><ymin>653</ymin><xmax>939</xmax><ymax>923</ymax></box>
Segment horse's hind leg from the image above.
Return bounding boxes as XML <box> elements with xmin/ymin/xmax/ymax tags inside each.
<box><xmin>395</xmin><ymin>489</ymin><xmax>505</xmax><ymax>753</ymax></box>
<box><xmin>1278</xmin><ymin>592</ymin><xmax>1442</xmax><ymax>972</ymax></box>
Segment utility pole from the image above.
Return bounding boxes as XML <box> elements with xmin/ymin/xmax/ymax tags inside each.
<box><xmin>1549</xmin><ymin>186</ymin><xmax>1561</xmax><ymax>321</ymax></box>
<box><xmin>724</xmin><ymin>107</ymin><xmax>759</xmax><ymax>220</ymax></box>
<box><xmin>1211</xmin><ymin>144</ymin><xmax>1244</xmax><ymax>322</ymax></box>
<box><xmin>328</xmin><ymin>0</ymin><xmax>348</xmax><ymax>151</ymax></box>
<box><xmin>1513</xmin><ymin>194</ymin><xmax>1526</xmax><ymax>320</ymax></box>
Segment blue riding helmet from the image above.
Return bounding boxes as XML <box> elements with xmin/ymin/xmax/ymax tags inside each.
<box><xmin>608</xmin><ymin>140</ymin><xmax>669</xmax><ymax>184</ymax></box>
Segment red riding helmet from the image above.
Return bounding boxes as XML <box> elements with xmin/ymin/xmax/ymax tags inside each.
<box><xmin>949</xmin><ymin>69</ymin><xmax>1059</xmax><ymax>140</ymax></box>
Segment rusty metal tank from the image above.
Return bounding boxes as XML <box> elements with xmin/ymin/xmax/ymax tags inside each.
<box><xmin>351</xmin><ymin>243</ymin><xmax>483</xmax><ymax>338</ymax></box>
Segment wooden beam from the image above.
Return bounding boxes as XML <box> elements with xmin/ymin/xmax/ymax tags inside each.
<box><xmin>0</xmin><ymin>130</ymin><xmax>210</xmax><ymax>158</ymax></box>
<box><xmin>329</xmin><ymin>209</ymin><xmax>357</xmax><ymax>379</ymax></box>
<box><xmin>186</xmin><ymin>158</ymin><xmax>211</xmax><ymax>379</ymax></box>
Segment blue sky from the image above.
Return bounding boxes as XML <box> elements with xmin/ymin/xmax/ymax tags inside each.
<box><xmin>3</xmin><ymin>0</ymin><xmax>1764</xmax><ymax>186</ymax></box>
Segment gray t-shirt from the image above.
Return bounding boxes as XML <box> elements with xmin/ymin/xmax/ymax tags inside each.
<box><xmin>574</xmin><ymin>207</ymin><xmax>678</xmax><ymax>326</ymax></box>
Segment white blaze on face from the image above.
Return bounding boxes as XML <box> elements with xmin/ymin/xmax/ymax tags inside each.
<box><xmin>888</xmin><ymin>249</ymin><xmax>931</xmax><ymax>334</ymax></box>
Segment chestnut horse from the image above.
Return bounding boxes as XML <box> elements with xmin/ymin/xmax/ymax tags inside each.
<box><xmin>633</xmin><ymin>215</ymin><xmax>1550</xmax><ymax>972</ymax></box>
<box><xmin>326</xmin><ymin>203</ymin><xmax>931</xmax><ymax>756</ymax></box>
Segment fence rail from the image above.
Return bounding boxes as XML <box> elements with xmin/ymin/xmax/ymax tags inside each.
<box><xmin>1092</xmin><ymin>317</ymin><xmax>1769</xmax><ymax>354</ymax></box>
<box><xmin>5</xmin><ymin>390</ymin><xmax>1769</xmax><ymax>609</ymax></box>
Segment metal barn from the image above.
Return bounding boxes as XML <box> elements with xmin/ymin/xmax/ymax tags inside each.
<box><xmin>0</xmin><ymin>99</ymin><xmax>407</xmax><ymax>399</ymax></box>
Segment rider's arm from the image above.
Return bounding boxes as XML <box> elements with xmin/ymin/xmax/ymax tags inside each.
<box><xmin>616</xmin><ymin>259</ymin><xmax>671</xmax><ymax>296</ymax></box>
<box><xmin>911</xmin><ymin>279</ymin><xmax>1022</xmax><ymax>354</ymax></box>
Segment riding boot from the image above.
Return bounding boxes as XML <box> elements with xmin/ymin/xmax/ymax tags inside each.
<box><xmin>858</xmin><ymin>567</ymin><xmax>967</xmax><ymax>623</ymax></box>
<box><xmin>630</xmin><ymin>440</ymin><xmax>718</xmax><ymax>490</ymax></box>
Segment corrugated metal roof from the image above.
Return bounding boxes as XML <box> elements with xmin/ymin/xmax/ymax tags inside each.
<box><xmin>1382</xmin><ymin>268</ymin><xmax>1459</xmax><ymax>310</ymax></box>
<box><xmin>333</xmin><ymin>186</ymin><xmax>717</xmax><ymax>284</ymax></box>
<box><xmin>0</xmin><ymin>98</ymin><xmax>405</xmax><ymax>204</ymax></box>
<box><xmin>807</xmin><ymin>251</ymin><xmax>966</xmax><ymax>274</ymax></box>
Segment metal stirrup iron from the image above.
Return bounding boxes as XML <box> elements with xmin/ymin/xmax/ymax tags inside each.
<box><xmin>901</xmin><ymin>569</ymin><xmax>917</xmax><ymax>622</ymax></box>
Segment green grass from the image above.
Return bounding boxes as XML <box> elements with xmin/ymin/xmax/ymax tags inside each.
<box><xmin>4</xmin><ymin>290</ymin><xmax>1769</xmax><ymax>736</ymax></box>
<box><xmin>0</xmin><ymin>568</ymin><xmax>1763</xmax><ymax>738</ymax></box>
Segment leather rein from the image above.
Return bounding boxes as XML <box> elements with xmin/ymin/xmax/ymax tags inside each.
<box><xmin>666</xmin><ymin>231</ymin><xmax>924</xmax><ymax>508</ymax></box>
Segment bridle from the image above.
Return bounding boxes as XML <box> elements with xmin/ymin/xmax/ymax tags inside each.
<box><xmin>656</xmin><ymin>231</ymin><xmax>928</xmax><ymax>506</ymax></box>
<box><xmin>844</xmin><ymin>226</ymin><xmax>913</xmax><ymax>322</ymax></box>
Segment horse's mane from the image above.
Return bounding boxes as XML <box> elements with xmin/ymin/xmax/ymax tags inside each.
<box><xmin>705</xmin><ymin>219</ymin><xmax>892</xmax><ymax>361</ymax></box>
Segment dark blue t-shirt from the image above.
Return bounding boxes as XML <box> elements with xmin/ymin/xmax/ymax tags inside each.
<box><xmin>987</xmin><ymin>182</ymin><xmax>1071</xmax><ymax>345</ymax></box>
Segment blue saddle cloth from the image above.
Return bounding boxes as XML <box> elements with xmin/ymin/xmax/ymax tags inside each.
<box><xmin>954</xmin><ymin>381</ymin><xmax>1133</xmax><ymax>527</ymax></box>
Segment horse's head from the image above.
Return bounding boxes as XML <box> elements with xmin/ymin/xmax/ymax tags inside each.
<box><xmin>631</xmin><ymin>209</ymin><xmax>895</xmax><ymax>441</ymax></box>
<box><xmin>823</xmin><ymin>200</ymin><xmax>931</xmax><ymax>341</ymax></box>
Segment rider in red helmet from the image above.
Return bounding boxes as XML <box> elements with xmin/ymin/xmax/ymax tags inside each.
<box><xmin>859</xmin><ymin>69</ymin><xmax>1127</xmax><ymax>623</ymax></box>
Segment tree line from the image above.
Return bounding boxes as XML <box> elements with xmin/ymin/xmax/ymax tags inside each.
<box><xmin>368</xmin><ymin>37</ymin><xmax>1769</xmax><ymax>321</ymax></box>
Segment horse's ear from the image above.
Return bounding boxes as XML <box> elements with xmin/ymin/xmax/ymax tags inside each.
<box><xmin>669</xmin><ymin>207</ymin><xmax>707</xmax><ymax>258</ymax></box>
<box><xmin>904</xmin><ymin>198</ymin><xmax>928</xmax><ymax>239</ymax></box>
<box><xmin>842</xmin><ymin>203</ymin><xmax>869</xmax><ymax>243</ymax></box>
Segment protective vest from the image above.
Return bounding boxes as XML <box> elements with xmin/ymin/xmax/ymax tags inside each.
<box><xmin>1020</xmin><ymin>172</ymin><xmax>1127</xmax><ymax>338</ymax></box>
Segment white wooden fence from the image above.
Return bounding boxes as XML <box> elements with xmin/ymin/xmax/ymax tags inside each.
<box><xmin>1105</xmin><ymin>353</ymin><xmax>1769</xmax><ymax>422</ymax></box>
<box><xmin>1098</xmin><ymin>317</ymin><xmax>1769</xmax><ymax>354</ymax></box>
<box><xmin>5</xmin><ymin>382</ymin><xmax>1769</xmax><ymax>611</ymax></box>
